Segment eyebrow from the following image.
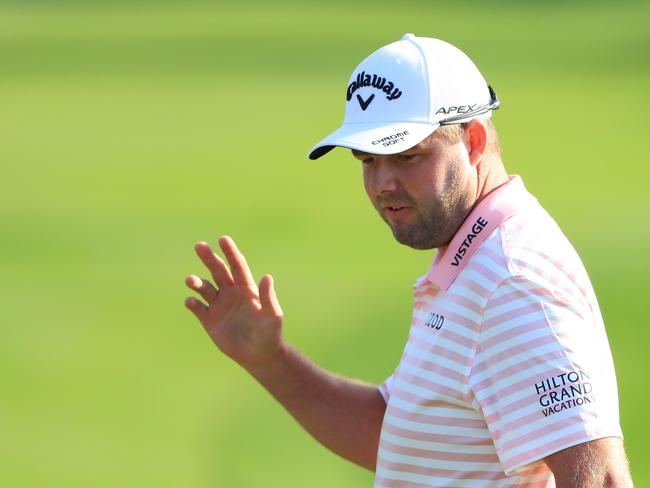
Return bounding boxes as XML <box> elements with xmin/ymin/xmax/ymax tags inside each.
<box><xmin>351</xmin><ymin>149</ymin><xmax>370</xmax><ymax>158</ymax></box>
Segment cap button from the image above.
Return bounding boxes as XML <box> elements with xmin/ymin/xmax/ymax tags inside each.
<box><xmin>402</xmin><ymin>33</ymin><xmax>415</xmax><ymax>40</ymax></box>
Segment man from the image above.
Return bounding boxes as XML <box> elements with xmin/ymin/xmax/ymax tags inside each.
<box><xmin>184</xmin><ymin>34</ymin><xmax>632</xmax><ymax>487</ymax></box>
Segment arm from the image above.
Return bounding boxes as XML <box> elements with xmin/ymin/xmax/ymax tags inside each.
<box><xmin>545</xmin><ymin>437</ymin><xmax>633</xmax><ymax>487</ymax></box>
<box><xmin>184</xmin><ymin>236</ymin><xmax>386</xmax><ymax>470</ymax></box>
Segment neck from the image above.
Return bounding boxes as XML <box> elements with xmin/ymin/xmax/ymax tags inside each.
<box><xmin>474</xmin><ymin>155</ymin><xmax>508</xmax><ymax>205</ymax></box>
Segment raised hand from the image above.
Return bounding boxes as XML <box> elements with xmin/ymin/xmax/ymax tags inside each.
<box><xmin>184</xmin><ymin>236</ymin><xmax>284</xmax><ymax>371</ymax></box>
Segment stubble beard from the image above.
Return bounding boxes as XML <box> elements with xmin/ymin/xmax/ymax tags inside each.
<box><xmin>381</xmin><ymin>195</ymin><xmax>471</xmax><ymax>250</ymax></box>
<box><xmin>379</xmin><ymin>165</ymin><xmax>474</xmax><ymax>250</ymax></box>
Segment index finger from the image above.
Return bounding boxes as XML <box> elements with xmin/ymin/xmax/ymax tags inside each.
<box><xmin>218</xmin><ymin>236</ymin><xmax>256</xmax><ymax>287</ymax></box>
<box><xmin>194</xmin><ymin>241</ymin><xmax>235</xmax><ymax>288</ymax></box>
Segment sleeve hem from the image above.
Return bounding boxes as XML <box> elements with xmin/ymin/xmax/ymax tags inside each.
<box><xmin>502</xmin><ymin>429</ymin><xmax>623</xmax><ymax>475</ymax></box>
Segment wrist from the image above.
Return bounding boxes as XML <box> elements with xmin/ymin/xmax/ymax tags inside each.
<box><xmin>245</xmin><ymin>339</ymin><xmax>291</xmax><ymax>383</ymax></box>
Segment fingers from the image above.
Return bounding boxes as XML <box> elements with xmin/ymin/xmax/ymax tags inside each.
<box><xmin>218</xmin><ymin>236</ymin><xmax>255</xmax><ymax>287</ymax></box>
<box><xmin>185</xmin><ymin>296</ymin><xmax>208</xmax><ymax>321</ymax></box>
<box><xmin>259</xmin><ymin>274</ymin><xmax>283</xmax><ymax>317</ymax></box>
<box><xmin>195</xmin><ymin>241</ymin><xmax>235</xmax><ymax>288</ymax></box>
<box><xmin>185</xmin><ymin>275</ymin><xmax>218</xmax><ymax>304</ymax></box>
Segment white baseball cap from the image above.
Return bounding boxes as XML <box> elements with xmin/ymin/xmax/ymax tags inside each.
<box><xmin>308</xmin><ymin>33</ymin><xmax>499</xmax><ymax>160</ymax></box>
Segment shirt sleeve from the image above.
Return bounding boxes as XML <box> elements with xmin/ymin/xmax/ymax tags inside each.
<box><xmin>468</xmin><ymin>275</ymin><xmax>622</xmax><ymax>474</ymax></box>
<box><xmin>378</xmin><ymin>374</ymin><xmax>394</xmax><ymax>403</ymax></box>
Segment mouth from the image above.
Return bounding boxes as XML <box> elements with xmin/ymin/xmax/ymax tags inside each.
<box><xmin>382</xmin><ymin>205</ymin><xmax>411</xmax><ymax>217</ymax></box>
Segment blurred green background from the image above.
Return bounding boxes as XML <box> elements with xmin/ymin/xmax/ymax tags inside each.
<box><xmin>1</xmin><ymin>0</ymin><xmax>648</xmax><ymax>486</ymax></box>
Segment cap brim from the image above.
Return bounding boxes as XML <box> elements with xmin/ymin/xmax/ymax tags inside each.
<box><xmin>308</xmin><ymin>122</ymin><xmax>440</xmax><ymax>160</ymax></box>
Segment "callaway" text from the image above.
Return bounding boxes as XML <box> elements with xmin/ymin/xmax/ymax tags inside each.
<box><xmin>347</xmin><ymin>71</ymin><xmax>403</xmax><ymax>102</ymax></box>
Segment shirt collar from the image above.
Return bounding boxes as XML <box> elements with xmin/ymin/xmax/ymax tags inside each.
<box><xmin>422</xmin><ymin>175</ymin><xmax>535</xmax><ymax>290</ymax></box>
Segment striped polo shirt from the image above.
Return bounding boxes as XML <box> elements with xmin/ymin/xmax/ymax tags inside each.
<box><xmin>375</xmin><ymin>176</ymin><xmax>622</xmax><ymax>487</ymax></box>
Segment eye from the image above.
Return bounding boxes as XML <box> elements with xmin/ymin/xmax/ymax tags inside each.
<box><xmin>396</xmin><ymin>154</ymin><xmax>417</xmax><ymax>161</ymax></box>
<box><xmin>361</xmin><ymin>157</ymin><xmax>375</xmax><ymax>165</ymax></box>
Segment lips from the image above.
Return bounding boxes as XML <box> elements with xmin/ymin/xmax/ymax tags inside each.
<box><xmin>382</xmin><ymin>205</ymin><xmax>412</xmax><ymax>219</ymax></box>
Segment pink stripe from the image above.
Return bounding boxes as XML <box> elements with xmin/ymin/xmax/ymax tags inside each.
<box><xmin>471</xmin><ymin>334</ymin><xmax>559</xmax><ymax>375</ymax></box>
<box><xmin>478</xmin><ymin>242</ymin><xmax>507</xmax><ymax>270</ymax></box>
<box><xmin>501</xmin><ymin>415</ymin><xmax>583</xmax><ymax>452</ymax></box>
<box><xmin>397</xmin><ymin>370</ymin><xmax>471</xmax><ymax>403</ymax></box>
<box><xmin>460</xmin><ymin>277</ymin><xmax>493</xmax><ymax>300</ymax></box>
<box><xmin>482</xmin><ymin>286</ymin><xmax>536</xmax><ymax>314</ymax></box>
<box><xmin>414</xmin><ymin>285</ymin><xmax>440</xmax><ymax>299</ymax></box>
<box><xmin>380</xmin><ymin>440</ymin><xmax>499</xmax><ymax>463</ymax></box>
<box><xmin>466</xmin><ymin>259</ymin><xmax>504</xmax><ymax>286</ymax></box>
<box><xmin>441</xmin><ymin>291</ymin><xmax>484</xmax><ymax>316</ymax></box>
<box><xmin>510</xmin><ymin>258</ymin><xmax>583</xmax><ymax>304</ymax></box>
<box><xmin>389</xmin><ymin>387</ymin><xmax>477</xmax><ymax>411</ymax></box>
<box><xmin>382</xmin><ymin>418</ymin><xmax>492</xmax><ymax>446</ymax></box>
<box><xmin>499</xmin><ymin>407</ymin><xmax>560</xmax><ymax>437</ymax></box>
<box><xmin>377</xmin><ymin>460</ymin><xmax>507</xmax><ymax>482</ymax></box>
<box><xmin>374</xmin><ymin>475</ymin><xmax>432</xmax><ymax>488</ymax></box>
<box><xmin>477</xmin><ymin>374</ymin><xmax>558</xmax><ymax>419</ymax></box>
<box><xmin>478</xmin><ymin>317</ymin><xmax>550</xmax><ymax>354</ymax></box>
<box><xmin>482</xmin><ymin>300</ymin><xmax>545</xmax><ymax>331</ymax></box>
<box><xmin>482</xmin><ymin>389</ymin><xmax>549</xmax><ymax>428</ymax></box>
<box><xmin>502</xmin><ymin>430</ymin><xmax>591</xmax><ymax>472</ymax></box>
<box><xmin>409</xmin><ymin>334</ymin><xmax>473</xmax><ymax>367</ymax></box>
<box><xmin>388</xmin><ymin>403</ymin><xmax>488</xmax><ymax>429</ymax></box>
<box><xmin>471</xmin><ymin>349</ymin><xmax>566</xmax><ymax>391</ymax></box>
<box><xmin>402</xmin><ymin>352</ymin><xmax>467</xmax><ymax>385</ymax></box>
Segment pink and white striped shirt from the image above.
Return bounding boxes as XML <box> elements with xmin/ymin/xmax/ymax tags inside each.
<box><xmin>375</xmin><ymin>176</ymin><xmax>622</xmax><ymax>487</ymax></box>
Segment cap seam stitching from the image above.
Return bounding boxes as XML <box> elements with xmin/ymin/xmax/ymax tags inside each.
<box><xmin>405</xmin><ymin>35</ymin><xmax>432</xmax><ymax>123</ymax></box>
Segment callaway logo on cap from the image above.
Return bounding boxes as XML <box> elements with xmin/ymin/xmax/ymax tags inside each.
<box><xmin>308</xmin><ymin>33</ymin><xmax>499</xmax><ymax>160</ymax></box>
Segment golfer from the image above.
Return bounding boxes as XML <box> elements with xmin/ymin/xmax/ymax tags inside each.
<box><xmin>184</xmin><ymin>34</ymin><xmax>632</xmax><ymax>487</ymax></box>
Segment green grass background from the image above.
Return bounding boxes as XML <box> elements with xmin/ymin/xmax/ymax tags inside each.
<box><xmin>1</xmin><ymin>1</ymin><xmax>648</xmax><ymax>486</ymax></box>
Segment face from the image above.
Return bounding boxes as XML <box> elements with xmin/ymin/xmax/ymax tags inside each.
<box><xmin>352</xmin><ymin>131</ymin><xmax>478</xmax><ymax>250</ymax></box>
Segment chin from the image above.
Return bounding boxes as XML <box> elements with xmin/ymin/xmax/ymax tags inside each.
<box><xmin>392</xmin><ymin>231</ymin><xmax>438</xmax><ymax>250</ymax></box>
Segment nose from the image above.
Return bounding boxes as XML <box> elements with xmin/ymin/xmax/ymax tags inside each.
<box><xmin>364</xmin><ymin>157</ymin><xmax>398</xmax><ymax>196</ymax></box>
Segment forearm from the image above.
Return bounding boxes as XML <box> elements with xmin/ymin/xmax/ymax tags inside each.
<box><xmin>247</xmin><ymin>341</ymin><xmax>386</xmax><ymax>470</ymax></box>
<box><xmin>547</xmin><ymin>437</ymin><xmax>633</xmax><ymax>487</ymax></box>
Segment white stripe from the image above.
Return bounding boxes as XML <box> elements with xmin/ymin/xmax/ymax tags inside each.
<box><xmin>387</xmin><ymin>396</ymin><xmax>482</xmax><ymax>420</ymax></box>
<box><xmin>499</xmin><ymin>422</ymin><xmax>589</xmax><ymax>460</ymax></box>
<box><xmin>474</xmin><ymin>323</ymin><xmax>551</xmax><ymax>357</ymax></box>
<box><xmin>406</xmin><ymin>342</ymin><xmax>470</xmax><ymax>370</ymax></box>
<box><xmin>410</xmin><ymin>326</ymin><xmax>474</xmax><ymax>357</ymax></box>
<box><xmin>476</xmin><ymin>375</ymin><xmax>550</xmax><ymax>418</ymax></box>
<box><xmin>383</xmin><ymin>412</ymin><xmax>491</xmax><ymax>439</ymax></box>
<box><xmin>398</xmin><ymin>361</ymin><xmax>467</xmax><ymax>392</ymax></box>
<box><xmin>470</xmin><ymin>360</ymin><xmax>564</xmax><ymax>399</ymax></box>
<box><xmin>482</xmin><ymin>304</ymin><xmax>547</xmax><ymax>338</ymax></box>
<box><xmin>378</xmin><ymin>447</ymin><xmax>503</xmax><ymax>472</ymax></box>
<box><xmin>486</xmin><ymin>396</ymin><xmax>550</xmax><ymax>433</ymax></box>
<box><xmin>470</xmin><ymin>341</ymin><xmax>564</xmax><ymax>384</ymax></box>
<box><xmin>380</xmin><ymin>429</ymin><xmax>496</xmax><ymax>455</ymax></box>
<box><xmin>458</xmin><ymin>267</ymin><xmax>499</xmax><ymax>292</ymax></box>
<box><xmin>447</xmin><ymin>282</ymin><xmax>486</xmax><ymax>305</ymax></box>
<box><xmin>498</xmin><ymin>401</ymin><xmax>597</xmax><ymax>446</ymax></box>
<box><xmin>391</xmin><ymin>380</ymin><xmax>471</xmax><ymax>408</ymax></box>
<box><xmin>375</xmin><ymin>467</ymin><xmax>501</xmax><ymax>488</ymax></box>
<box><xmin>470</xmin><ymin>249</ymin><xmax>509</xmax><ymax>279</ymax></box>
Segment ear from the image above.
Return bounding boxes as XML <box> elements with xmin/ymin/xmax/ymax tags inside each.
<box><xmin>463</xmin><ymin>119</ymin><xmax>488</xmax><ymax>167</ymax></box>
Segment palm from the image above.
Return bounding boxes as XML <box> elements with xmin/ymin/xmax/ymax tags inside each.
<box><xmin>185</xmin><ymin>237</ymin><xmax>283</xmax><ymax>370</ymax></box>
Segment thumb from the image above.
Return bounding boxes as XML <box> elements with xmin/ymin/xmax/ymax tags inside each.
<box><xmin>258</xmin><ymin>274</ymin><xmax>283</xmax><ymax>318</ymax></box>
